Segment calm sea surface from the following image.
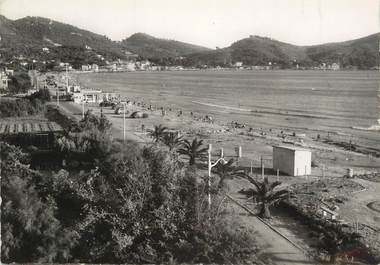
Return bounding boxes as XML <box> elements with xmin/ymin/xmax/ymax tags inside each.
<box><xmin>77</xmin><ymin>70</ymin><xmax>380</xmax><ymax>144</ymax></box>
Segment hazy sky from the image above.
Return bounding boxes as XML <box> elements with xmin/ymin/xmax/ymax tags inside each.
<box><xmin>0</xmin><ymin>0</ymin><xmax>379</xmax><ymax>48</ymax></box>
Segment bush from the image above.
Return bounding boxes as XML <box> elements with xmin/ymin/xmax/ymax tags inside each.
<box><xmin>7</xmin><ymin>72</ymin><xmax>31</xmax><ymax>94</ymax></box>
<box><xmin>0</xmin><ymin>98</ymin><xmax>45</xmax><ymax>118</ymax></box>
<box><xmin>55</xmin><ymin>110</ymin><xmax>113</xmax><ymax>166</ymax></box>
<box><xmin>1</xmin><ymin>142</ymin><xmax>78</xmax><ymax>263</ymax></box>
<box><xmin>44</xmin><ymin>142</ymin><xmax>263</xmax><ymax>264</ymax></box>
<box><xmin>27</xmin><ymin>88</ymin><xmax>51</xmax><ymax>102</ymax></box>
<box><xmin>188</xmin><ymin>217</ymin><xmax>261</xmax><ymax>264</ymax></box>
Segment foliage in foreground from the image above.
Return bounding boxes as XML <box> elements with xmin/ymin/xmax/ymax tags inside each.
<box><xmin>1</xmin><ymin>142</ymin><xmax>78</xmax><ymax>262</ymax></box>
<box><xmin>1</xmin><ymin>138</ymin><xmax>263</xmax><ymax>264</ymax></box>
<box><xmin>316</xmin><ymin>227</ymin><xmax>361</xmax><ymax>263</ymax></box>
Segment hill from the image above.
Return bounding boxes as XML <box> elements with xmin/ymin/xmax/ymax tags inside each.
<box><xmin>0</xmin><ymin>16</ymin><xmax>126</xmax><ymax>69</ymax></box>
<box><xmin>184</xmin><ymin>34</ymin><xmax>379</xmax><ymax>69</ymax></box>
<box><xmin>305</xmin><ymin>33</ymin><xmax>379</xmax><ymax>69</ymax></box>
<box><xmin>120</xmin><ymin>33</ymin><xmax>211</xmax><ymax>63</ymax></box>
<box><xmin>0</xmin><ymin>14</ymin><xmax>378</xmax><ymax>69</ymax></box>
<box><xmin>182</xmin><ymin>36</ymin><xmax>310</xmax><ymax>68</ymax></box>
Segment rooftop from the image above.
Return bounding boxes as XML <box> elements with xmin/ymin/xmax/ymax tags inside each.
<box><xmin>80</xmin><ymin>89</ymin><xmax>102</xmax><ymax>94</ymax></box>
<box><xmin>0</xmin><ymin>121</ymin><xmax>63</xmax><ymax>135</ymax></box>
<box><xmin>273</xmin><ymin>145</ymin><xmax>311</xmax><ymax>152</ymax></box>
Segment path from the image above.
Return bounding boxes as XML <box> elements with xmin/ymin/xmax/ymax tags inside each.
<box><xmin>226</xmin><ymin>190</ymin><xmax>319</xmax><ymax>265</ymax></box>
<box><xmin>342</xmin><ymin>178</ymin><xmax>380</xmax><ymax>229</ymax></box>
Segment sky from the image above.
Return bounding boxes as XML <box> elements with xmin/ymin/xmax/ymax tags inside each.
<box><xmin>0</xmin><ymin>0</ymin><xmax>379</xmax><ymax>48</ymax></box>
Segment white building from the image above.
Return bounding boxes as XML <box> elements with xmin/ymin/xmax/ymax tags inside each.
<box><xmin>67</xmin><ymin>85</ymin><xmax>81</xmax><ymax>94</ymax></box>
<box><xmin>126</xmin><ymin>62</ymin><xmax>136</xmax><ymax>71</ymax></box>
<box><xmin>331</xmin><ymin>63</ymin><xmax>340</xmax><ymax>71</ymax></box>
<box><xmin>82</xmin><ymin>65</ymin><xmax>91</xmax><ymax>71</ymax></box>
<box><xmin>92</xmin><ymin>64</ymin><xmax>99</xmax><ymax>72</ymax></box>
<box><xmin>272</xmin><ymin>145</ymin><xmax>311</xmax><ymax>176</ymax></box>
<box><xmin>73</xmin><ymin>89</ymin><xmax>103</xmax><ymax>104</ymax></box>
<box><xmin>0</xmin><ymin>71</ymin><xmax>9</xmax><ymax>90</ymax></box>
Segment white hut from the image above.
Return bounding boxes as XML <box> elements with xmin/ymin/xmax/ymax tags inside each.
<box><xmin>272</xmin><ymin>145</ymin><xmax>311</xmax><ymax>176</ymax></box>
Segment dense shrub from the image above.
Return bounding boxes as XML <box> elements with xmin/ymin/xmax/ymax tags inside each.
<box><xmin>0</xmin><ymin>97</ymin><xmax>45</xmax><ymax>118</ymax></box>
<box><xmin>41</xmin><ymin>141</ymin><xmax>262</xmax><ymax>264</ymax></box>
<box><xmin>45</xmin><ymin>104</ymin><xmax>78</xmax><ymax>130</ymax></box>
<box><xmin>1</xmin><ymin>142</ymin><xmax>78</xmax><ymax>262</ymax></box>
<box><xmin>27</xmin><ymin>88</ymin><xmax>51</xmax><ymax>102</ymax></box>
<box><xmin>56</xmin><ymin>110</ymin><xmax>113</xmax><ymax>164</ymax></box>
<box><xmin>7</xmin><ymin>72</ymin><xmax>31</xmax><ymax>94</ymax></box>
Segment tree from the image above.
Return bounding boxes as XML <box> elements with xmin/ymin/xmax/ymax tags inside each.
<box><xmin>78</xmin><ymin>110</ymin><xmax>112</xmax><ymax>133</ymax></box>
<box><xmin>56</xmin><ymin>111</ymin><xmax>113</xmax><ymax>164</ymax></box>
<box><xmin>316</xmin><ymin>227</ymin><xmax>361</xmax><ymax>263</ymax></box>
<box><xmin>148</xmin><ymin>124</ymin><xmax>168</xmax><ymax>142</ymax></box>
<box><xmin>1</xmin><ymin>142</ymin><xmax>78</xmax><ymax>262</ymax></box>
<box><xmin>240</xmin><ymin>174</ymin><xmax>289</xmax><ymax>218</ymax></box>
<box><xmin>178</xmin><ymin>138</ymin><xmax>208</xmax><ymax>166</ymax></box>
<box><xmin>212</xmin><ymin>158</ymin><xmax>236</xmax><ymax>191</ymax></box>
<box><xmin>7</xmin><ymin>72</ymin><xmax>31</xmax><ymax>94</ymax></box>
<box><xmin>27</xmin><ymin>88</ymin><xmax>51</xmax><ymax>102</ymax></box>
<box><xmin>162</xmin><ymin>132</ymin><xmax>183</xmax><ymax>151</ymax></box>
<box><xmin>69</xmin><ymin>142</ymin><xmax>191</xmax><ymax>262</ymax></box>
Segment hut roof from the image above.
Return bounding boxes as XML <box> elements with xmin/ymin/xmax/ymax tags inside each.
<box><xmin>0</xmin><ymin>121</ymin><xmax>63</xmax><ymax>135</ymax></box>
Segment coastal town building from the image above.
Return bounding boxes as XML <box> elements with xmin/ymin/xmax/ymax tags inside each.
<box><xmin>73</xmin><ymin>89</ymin><xmax>103</xmax><ymax>104</ymax></box>
<box><xmin>102</xmin><ymin>92</ymin><xmax>120</xmax><ymax>102</ymax></box>
<box><xmin>272</xmin><ymin>145</ymin><xmax>311</xmax><ymax>176</ymax></box>
<box><xmin>92</xmin><ymin>64</ymin><xmax>99</xmax><ymax>72</ymax></box>
<box><xmin>125</xmin><ymin>62</ymin><xmax>136</xmax><ymax>71</ymax></box>
<box><xmin>331</xmin><ymin>63</ymin><xmax>340</xmax><ymax>71</ymax></box>
<box><xmin>82</xmin><ymin>65</ymin><xmax>91</xmax><ymax>71</ymax></box>
<box><xmin>67</xmin><ymin>85</ymin><xmax>81</xmax><ymax>94</ymax></box>
<box><xmin>0</xmin><ymin>71</ymin><xmax>9</xmax><ymax>90</ymax></box>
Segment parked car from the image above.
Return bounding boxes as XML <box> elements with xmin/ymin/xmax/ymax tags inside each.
<box><xmin>99</xmin><ymin>101</ymin><xmax>116</xmax><ymax>107</ymax></box>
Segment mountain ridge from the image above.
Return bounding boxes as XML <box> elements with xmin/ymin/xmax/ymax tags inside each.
<box><xmin>120</xmin><ymin>32</ymin><xmax>211</xmax><ymax>61</ymax></box>
<box><xmin>183</xmin><ymin>33</ymin><xmax>379</xmax><ymax>69</ymax></box>
<box><xmin>0</xmin><ymin>15</ymin><xmax>378</xmax><ymax>69</ymax></box>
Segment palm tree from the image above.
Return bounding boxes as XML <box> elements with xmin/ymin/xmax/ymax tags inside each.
<box><xmin>212</xmin><ymin>158</ymin><xmax>237</xmax><ymax>191</ymax></box>
<box><xmin>240</xmin><ymin>173</ymin><xmax>289</xmax><ymax>218</ymax></box>
<box><xmin>317</xmin><ymin>228</ymin><xmax>361</xmax><ymax>263</ymax></box>
<box><xmin>178</xmin><ymin>138</ymin><xmax>208</xmax><ymax>166</ymax></box>
<box><xmin>148</xmin><ymin>124</ymin><xmax>168</xmax><ymax>142</ymax></box>
<box><xmin>162</xmin><ymin>132</ymin><xmax>183</xmax><ymax>151</ymax></box>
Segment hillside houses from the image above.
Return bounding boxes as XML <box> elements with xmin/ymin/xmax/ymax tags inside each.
<box><xmin>81</xmin><ymin>64</ymin><xmax>99</xmax><ymax>72</ymax></box>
